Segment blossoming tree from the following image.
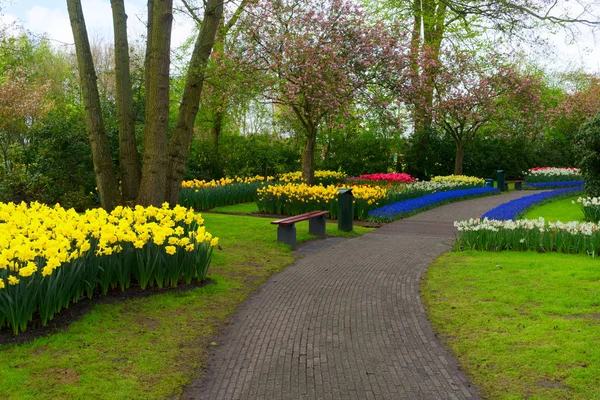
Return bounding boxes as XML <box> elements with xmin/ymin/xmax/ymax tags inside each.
<box><xmin>231</xmin><ymin>0</ymin><xmax>405</xmax><ymax>184</ymax></box>
<box><xmin>410</xmin><ymin>51</ymin><xmax>544</xmax><ymax>174</ymax></box>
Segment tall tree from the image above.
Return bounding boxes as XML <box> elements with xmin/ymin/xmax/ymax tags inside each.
<box><xmin>369</xmin><ymin>0</ymin><xmax>600</xmax><ymax>132</ymax></box>
<box><xmin>136</xmin><ymin>0</ymin><xmax>173</xmax><ymax>206</ymax></box>
<box><xmin>232</xmin><ymin>0</ymin><xmax>402</xmax><ymax>183</ymax></box>
<box><xmin>67</xmin><ymin>0</ymin><xmax>122</xmax><ymax>210</ymax></box>
<box><xmin>412</xmin><ymin>51</ymin><xmax>544</xmax><ymax>174</ymax></box>
<box><xmin>111</xmin><ymin>0</ymin><xmax>141</xmax><ymax>203</ymax></box>
<box><xmin>68</xmin><ymin>0</ymin><xmax>231</xmax><ymax>207</ymax></box>
<box><xmin>165</xmin><ymin>0</ymin><xmax>224</xmax><ymax>205</ymax></box>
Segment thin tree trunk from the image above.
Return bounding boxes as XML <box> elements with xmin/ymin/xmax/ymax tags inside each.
<box><xmin>67</xmin><ymin>0</ymin><xmax>121</xmax><ymax>210</ymax></box>
<box><xmin>454</xmin><ymin>141</ymin><xmax>465</xmax><ymax>175</ymax></box>
<box><xmin>413</xmin><ymin>0</ymin><xmax>447</xmax><ymax>134</ymax></box>
<box><xmin>212</xmin><ymin>110</ymin><xmax>223</xmax><ymax>149</ymax></box>
<box><xmin>302</xmin><ymin>123</ymin><xmax>317</xmax><ymax>185</ymax></box>
<box><xmin>165</xmin><ymin>0</ymin><xmax>224</xmax><ymax>206</ymax></box>
<box><xmin>111</xmin><ymin>0</ymin><xmax>141</xmax><ymax>203</ymax></box>
<box><xmin>145</xmin><ymin>0</ymin><xmax>153</xmax><ymax>104</ymax></box>
<box><xmin>137</xmin><ymin>0</ymin><xmax>173</xmax><ymax>206</ymax></box>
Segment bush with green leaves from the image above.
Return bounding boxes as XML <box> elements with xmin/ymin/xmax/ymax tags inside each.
<box><xmin>574</xmin><ymin>112</ymin><xmax>600</xmax><ymax>197</ymax></box>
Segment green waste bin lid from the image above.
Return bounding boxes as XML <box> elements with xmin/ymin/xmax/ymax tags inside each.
<box><xmin>338</xmin><ymin>188</ymin><xmax>353</xmax><ymax>194</ymax></box>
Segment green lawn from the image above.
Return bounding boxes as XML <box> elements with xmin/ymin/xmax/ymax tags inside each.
<box><xmin>423</xmin><ymin>251</ymin><xmax>600</xmax><ymax>399</ymax></box>
<box><xmin>211</xmin><ymin>202</ymin><xmax>259</xmax><ymax>214</ymax></box>
<box><xmin>0</xmin><ymin>214</ymin><xmax>371</xmax><ymax>400</ymax></box>
<box><xmin>522</xmin><ymin>196</ymin><xmax>584</xmax><ymax>222</ymax></box>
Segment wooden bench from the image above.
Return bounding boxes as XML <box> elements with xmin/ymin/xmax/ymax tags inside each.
<box><xmin>504</xmin><ymin>180</ymin><xmax>524</xmax><ymax>191</ymax></box>
<box><xmin>271</xmin><ymin>211</ymin><xmax>329</xmax><ymax>249</ymax></box>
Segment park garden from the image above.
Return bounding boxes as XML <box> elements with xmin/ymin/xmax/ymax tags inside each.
<box><xmin>1</xmin><ymin>0</ymin><xmax>600</xmax><ymax>398</ymax></box>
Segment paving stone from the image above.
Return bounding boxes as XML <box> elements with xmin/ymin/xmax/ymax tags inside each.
<box><xmin>182</xmin><ymin>191</ymin><xmax>534</xmax><ymax>399</ymax></box>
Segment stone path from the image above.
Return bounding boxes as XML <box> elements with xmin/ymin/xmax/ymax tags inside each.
<box><xmin>182</xmin><ymin>191</ymin><xmax>534</xmax><ymax>400</ymax></box>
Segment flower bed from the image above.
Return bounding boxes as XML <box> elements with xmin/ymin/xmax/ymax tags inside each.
<box><xmin>180</xmin><ymin>175</ymin><xmax>274</xmax><ymax>210</ymax></box>
<box><xmin>367</xmin><ymin>187</ymin><xmax>500</xmax><ymax>222</ymax></box>
<box><xmin>481</xmin><ymin>187</ymin><xmax>584</xmax><ymax>220</ymax></box>
<box><xmin>0</xmin><ymin>202</ymin><xmax>218</xmax><ymax>334</ymax></box>
<box><xmin>431</xmin><ymin>175</ymin><xmax>484</xmax><ymax>186</ymax></box>
<box><xmin>524</xmin><ymin>180</ymin><xmax>585</xmax><ymax>189</ymax></box>
<box><xmin>355</xmin><ymin>172</ymin><xmax>414</xmax><ymax>184</ymax></box>
<box><xmin>577</xmin><ymin>197</ymin><xmax>600</xmax><ymax>223</ymax></box>
<box><xmin>524</xmin><ymin>167</ymin><xmax>581</xmax><ymax>183</ymax></box>
<box><xmin>455</xmin><ymin>218</ymin><xmax>600</xmax><ymax>256</ymax></box>
<box><xmin>256</xmin><ymin>183</ymin><xmax>386</xmax><ymax>220</ymax></box>
<box><xmin>280</xmin><ymin>170</ymin><xmax>346</xmax><ymax>186</ymax></box>
<box><xmin>256</xmin><ymin>180</ymin><xmax>488</xmax><ymax>221</ymax></box>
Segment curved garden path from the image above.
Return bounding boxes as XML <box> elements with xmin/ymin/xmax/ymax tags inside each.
<box><xmin>182</xmin><ymin>191</ymin><xmax>534</xmax><ymax>400</ymax></box>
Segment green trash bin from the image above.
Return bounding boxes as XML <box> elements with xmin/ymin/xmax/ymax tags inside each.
<box><xmin>496</xmin><ymin>170</ymin><xmax>506</xmax><ymax>192</ymax></box>
<box><xmin>338</xmin><ymin>188</ymin><xmax>354</xmax><ymax>232</ymax></box>
<box><xmin>484</xmin><ymin>178</ymin><xmax>494</xmax><ymax>188</ymax></box>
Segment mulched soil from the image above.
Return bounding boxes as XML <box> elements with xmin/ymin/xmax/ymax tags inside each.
<box><xmin>0</xmin><ymin>278</ymin><xmax>214</xmax><ymax>347</ymax></box>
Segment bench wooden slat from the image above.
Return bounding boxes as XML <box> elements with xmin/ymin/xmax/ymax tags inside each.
<box><xmin>271</xmin><ymin>210</ymin><xmax>329</xmax><ymax>225</ymax></box>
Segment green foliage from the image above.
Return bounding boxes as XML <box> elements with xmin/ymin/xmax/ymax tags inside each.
<box><xmin>317</xmin><ymin>129</ymin><xmax>403</xmax><ymax>176</ymax></box>
<box><xmin>187</xmin><ymin>134</ymin><xmax>300</xmax><ymax>180</ymax></box>
<box><xmin>179</xmin><ymin>182</ymin><xmax>272</xmax><ymax>210</ymax></box>
<box><xmin>403</xmin><ymin>128</ymin><xmax>454</xmax><ymax>179</ymax></box>
<box><xmin>574</xmin><ymin>112</ymin><xmax>600</xmax><ymax>197</ymax></box>
<box><xmin>403</xmin><ymin>128</ymin><xmax>576</xmax><ymax>180</ymax></box>
<box><xmin>20</xmin><ymin>106</ymin><xmax>97</xmax><ymax>209</ymax></box>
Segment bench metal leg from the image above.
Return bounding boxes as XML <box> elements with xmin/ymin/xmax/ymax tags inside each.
<box><xmin>309</xmin><ymin>215</ymin><xmax>326</xmax><ymax>237</ymax></box>
<box><xmin>515</xmin><ymin>182</ymin><xmax>523</xmax><ymax>190</ymax></box>
<box><xmin>277</xmin><ymin>224</ymin><xmax>296</xmax><ymax>249</ymax></box>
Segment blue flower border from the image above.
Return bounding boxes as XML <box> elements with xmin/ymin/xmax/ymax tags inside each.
<box><xmin>368</xmin><ymin>187</ymin><xmax>499</xmax><ymax>221</ymax></box>
<box><xmin>481</xmin><ymin>186</ymin><xmax>584</xmax><ymax>220</ymax></box>
<box><xmin>524</xmin><ymin>180</ymin><xmax>584</xmax><ymax>188</ymax></box>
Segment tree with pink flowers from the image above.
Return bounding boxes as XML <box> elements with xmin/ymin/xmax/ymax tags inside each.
<box><xmin>410</xmin><ymin>51</ymin><xmax>545</xmax><ymax>175</ymax></box>
<box><xmin>230</xmin><ymin>0</ymin><xmax>406</xmax><ymax>184</ymax></box>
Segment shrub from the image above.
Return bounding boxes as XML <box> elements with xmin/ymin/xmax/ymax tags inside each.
<box><xmin>574</xmin><ymin>112</ymin><xmax>600</xmax><ymax>197</ymax></box>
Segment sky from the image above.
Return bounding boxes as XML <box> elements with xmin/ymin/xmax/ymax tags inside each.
<box><xmin>0</xmin><ymin>0</ymin><xmax>196</xmax><ymax>50</ymax></box>
<box><xmin>0</xmin><ymin>0</ymin><xmax>599</xmax><ymax>73</ymax></box>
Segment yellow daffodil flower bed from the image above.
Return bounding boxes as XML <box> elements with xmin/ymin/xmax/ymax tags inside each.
<box><xmin>180</xmin><ymin>175</ymin><xmax>275</xmax><ymax>210</ymax></box>
<box><xmin>256</xmin><ymin>183</ymin><xmax>387</xmax><ymax>220</ymax></box>
<box><xmin>431</xmin><ymin>175</ymin><xmax>485</xmax><ymax>186</ymax></box>
<box><xmin>279</xmin><ymin>170</ymin><xmax>347</xmax><ymax>185</ymax></box>
<box><xmin>0</xmin><ymin>202</ymin><xmax>218</xmax><ymax>334</ymax></box>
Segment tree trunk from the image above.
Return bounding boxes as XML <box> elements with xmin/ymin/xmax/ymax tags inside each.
<box><xmin>111</xmin><ymin>0</ymin><xmax>141</xmax><ymax>203</ymax></box>
<box><xmin>302</xmin><ymin>123</ymin><xmax>316</xmax><ymax>185</ymax></box>
<box><xmin>165</xmin><ymin>0</ymin><xmax>224</xmax><ymax>206</ymax></box>
<box><xmin>67</xmin><ymin>0</ymin><xmax>121</xmax><ymax>210</ymax></box>
<box><xmin>412</xmin><ymin>0</ymin><xmax>447</xmax><ymax>134</ymax></box>
<box><xmin>454</xmin><ymin>142</ymin><xmax>465</xmax><ymax>175</ymax></box>
<box><xmin>144</xmin><ymin>0</ymin><xmax>153</xmax><ymax>104</ymax></box>
<box><xmin>137</xmin><ymin>0</ymin><xmax>173</xmax><ymax>206</ymax></box>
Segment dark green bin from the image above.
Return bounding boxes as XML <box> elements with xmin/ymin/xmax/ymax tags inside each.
<box><xmin>338</xmin><ymin>188</ymin><xmax>353</xmax><ymax>232</ymax></box>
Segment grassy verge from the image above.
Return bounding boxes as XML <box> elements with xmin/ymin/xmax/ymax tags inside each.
<box><xmin>0</xmin><ymin>214</ymin><xmax>371</xmax><ymax>399</ymax></box>
<box><xmin>423</xmin><ymin>250</ymin><xmax>600</xmax><ymax>399</ymax></box>
<box><xmin>211</xmin><ymin>202</ymin><xmax>259</xmax><ymax>214</ymax></box>
<box><xmin>521</xmin><ymin>196</ymin><xmax>584</xmax><ymax>222</ymax></box>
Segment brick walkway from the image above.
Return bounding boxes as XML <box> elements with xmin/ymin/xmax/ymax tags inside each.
<box><xmin>183</xmin><ymin>191</ymin><xmax>534</xmax><ymax>399</ymax></box>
